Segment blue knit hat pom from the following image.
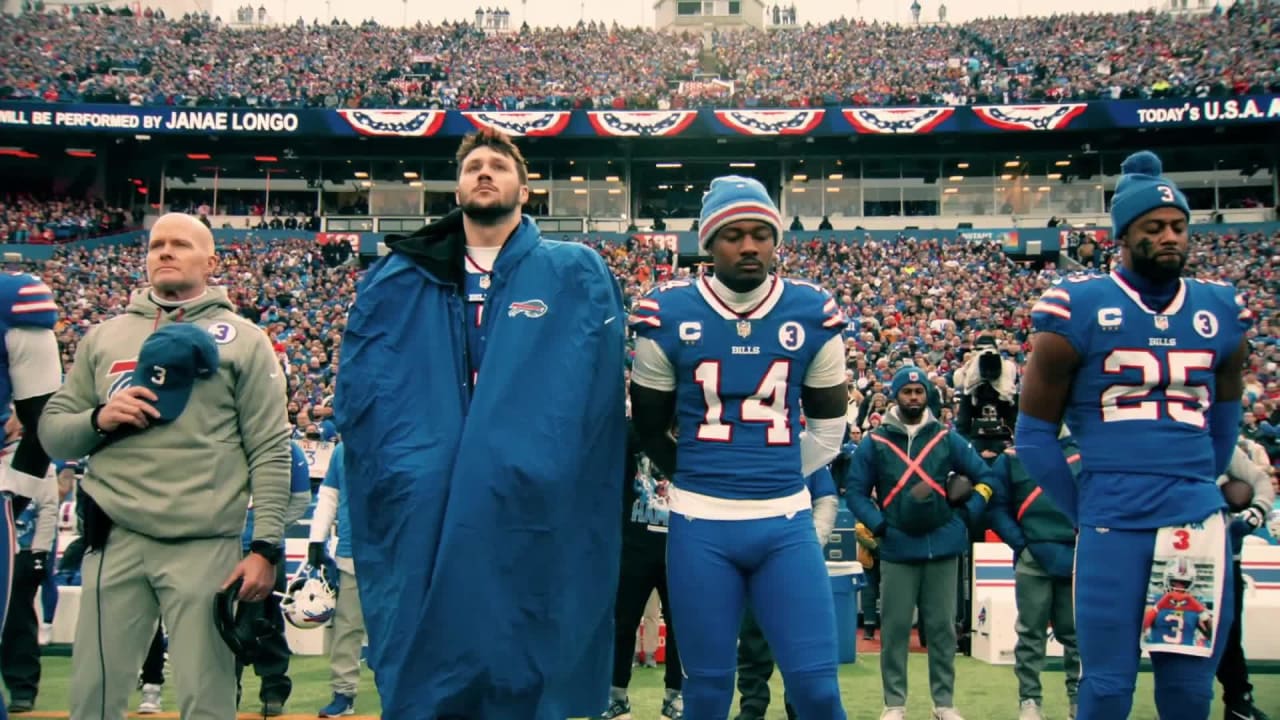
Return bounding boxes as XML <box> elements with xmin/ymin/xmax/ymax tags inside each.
<box><xmin>1121</xmin><ymin>150</ymin><xmax>1162</xmax><ymax>177</ymax></box>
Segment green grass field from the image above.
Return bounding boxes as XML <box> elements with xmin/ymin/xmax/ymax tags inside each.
<box><xmin>15</xmin><ymin>652</ymin><xmax>1279</xmax><ymax>719</ymax></box>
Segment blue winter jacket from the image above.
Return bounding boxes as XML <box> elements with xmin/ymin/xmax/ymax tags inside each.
<box><xmin>334</xmin><ymin>210</ymin><xmax>627</xmax><ymax>720</ymax></box>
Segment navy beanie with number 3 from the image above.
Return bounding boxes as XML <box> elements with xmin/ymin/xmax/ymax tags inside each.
<box><xmin>1109</xmin><ymin>150</ymin><xmax>1190</xmax><ymax>238</ymax></box>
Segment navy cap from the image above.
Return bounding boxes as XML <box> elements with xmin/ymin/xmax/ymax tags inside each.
<box><xmin>135</xmin><ymin>323</ymin><xmax>220</xmax><ymax>422</ymax></box>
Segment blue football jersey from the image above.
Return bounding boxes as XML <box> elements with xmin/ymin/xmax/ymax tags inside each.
<box><xmin>0</xmin><ymin>272</ymin><xmax>57</xmax><ymax>422</ymax></box>
<box><xmin>1031</xmin><ymin>271</ymin><xmax>1251</xmax><ymax>484</ymax></box>
<box><xmin>630</xmin><ymin>276</ymin><xmax>843</xmax><ymax>500</ymax></box>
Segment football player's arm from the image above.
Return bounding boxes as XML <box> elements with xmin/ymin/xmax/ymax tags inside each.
<box><xmin>1015</xmin><ymin>331</ymin><xmax>1080</xmax><ymax>524</ymax></box>
<box><xmin>844</xmin><ymin>438</ymin><xmax>887</xmax><ymax>536</ymax></box>
<box><xmin>807</xmin><ymin>467</ymin><xmax>839</xmax><ymax>544</ymax></box>
<box><xmin>1225</xmin><ymin>443</ymin><xmax>1275</xmax><ymax>533</ymax></box>
<box><xmin>985</xmin><ymin>455</ymin><xmax>1028</xmax><ymax>557</ymax></box>
<box><xmin>949</xmin><ymin>431</ymin><xmax>996</xmax><ymax>521</ymax></box>
<box><xmin>1209</xmin><ymin>338</ymin><xmax>1248</xmax><ymax>477</ymax></box>
<box><xmin>283</xmin><ymin>443</ymin><xmax>312</xmax><ymax>528</ymax></box>
<box><xmin>800</xmin><ymin>335</ymin><xmax>849</xmax><ymax>477</ymax></box>
<box><xmin>2</xmin><ymin>327</ymin><xmax>62</xmax><ymax>514</ymax></box>
<box><xmin>629</xmin><ymin>337</ymin><xmax>678</xmax><ymax>478</ymax></box>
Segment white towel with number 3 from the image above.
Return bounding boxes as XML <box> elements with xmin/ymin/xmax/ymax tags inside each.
<box><xmin>1140</xmin><ymin>512</ymin><xmax>1226</xmax><ymax>658</ymax></box>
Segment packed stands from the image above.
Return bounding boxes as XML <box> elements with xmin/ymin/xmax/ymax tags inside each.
<box><xmin>31</xmin><ymin>227</ymin><xmax>1280</xmax><ymax>460</ymax></box>
<box><xmin>0</xmin><ymin>194</ymin><xmax>135</xmax><ymax>244</ymax></box>
<box><xmin>0</xmin><ymin>5</ymin><xmax>1275</xmax><ymax>110</ymax></box>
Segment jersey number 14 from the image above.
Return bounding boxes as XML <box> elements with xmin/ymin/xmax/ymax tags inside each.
<box><xmin>694</xmin><ymin>359</ymin><xmax>792</xmax><ymax>445</ymax></box>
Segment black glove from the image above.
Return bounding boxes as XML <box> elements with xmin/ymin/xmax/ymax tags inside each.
<box><xmin>307</xmin><ymin>541</ymin><xmax>328</xmax><ymax>567</ymax></box>
<box><xmin>28</xmin><ymin>550</ymin><xmax>48</xmax><ymax>582</ymax></box>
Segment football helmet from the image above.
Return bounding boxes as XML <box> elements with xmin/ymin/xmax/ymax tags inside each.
<box><xmin>1163</xmin><ymin>556</ymin><xmax>1196</xmax><ymax>593</ymax></box>
<box><xmin>279</xmin><ymin>561</ymin><xmax>338</xmax><ymax>630</ymax></box>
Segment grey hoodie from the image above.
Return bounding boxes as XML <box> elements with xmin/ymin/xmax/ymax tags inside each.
<box><xmin>39</xmin><ymin>287</ymin><xmax>290</xmax><ymax>544</ymax></box>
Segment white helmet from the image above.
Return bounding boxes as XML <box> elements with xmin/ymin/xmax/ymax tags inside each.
<box><xmin>1163</xmin><ymin>556</ymin><xmax>1196</xmax><ymax>593</ymax></box>
<box><xmin>279</xmin><ymin>563</ymin><xmax>338</xmax><ymax>630</ymax></box>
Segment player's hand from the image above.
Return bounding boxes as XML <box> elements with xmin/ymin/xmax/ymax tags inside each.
<box><xmin>222</xmin><ymin>553</ymin><xmax>275</xmax><ymax>602</ymax></box>
<box><xmin>980</xmin><ymin>449</ymin><xmax>999</xmax><ymax>459</ymax></box>
<box><xmin>1238</xmin><ymin>504</ymin><xmax>1267</xmax><ymax>532</ymax></box>
<box><xmin>96</xmin><ymin>386</ymin><xmax>161</xmax><ymax>432</ymax></box>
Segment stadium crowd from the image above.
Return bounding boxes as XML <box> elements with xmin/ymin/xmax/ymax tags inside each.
<box><xmin>0</xmin><ymin>3</ymin><xmax>1275</xmax><ymax>110</ymax></box>
<box><xmin>0</xmin><ymin>195</ymin><xmax>134</xmax><ymax>244</ymax></box>
<box><xmin>30</xmin><ymin>226</ymin><xmax>1280</xmax><ymax>462</ymax></box>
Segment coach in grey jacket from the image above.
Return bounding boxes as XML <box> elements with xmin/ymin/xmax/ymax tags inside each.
<box><xmin>40</xmin><ymin>212</ymin><xmax>290</xmax><ymax>720</ymax></box>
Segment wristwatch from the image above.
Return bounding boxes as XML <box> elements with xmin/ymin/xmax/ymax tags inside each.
<box><xmin>249</xmin><ymin>540</ymin><xmax>283</xmax><ymax>565</ymax></box>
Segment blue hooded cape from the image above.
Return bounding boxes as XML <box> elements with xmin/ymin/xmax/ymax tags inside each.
<box><xmin>334</xmin><ymin>211</ymin><xmax>627</xmax><ymax>719</ymax></box>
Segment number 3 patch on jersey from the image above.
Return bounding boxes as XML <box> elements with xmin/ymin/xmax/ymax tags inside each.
<box><xmin>207</xmin><ymin>322</ymin><xmax>238</xmax><ymax>344</ymax></box>
<box><xmin>1140</xmin><ymin>513</ymin><xmax>1226</xmax><ymax>658</ymax></box>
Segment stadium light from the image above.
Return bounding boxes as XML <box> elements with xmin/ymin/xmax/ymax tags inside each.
<box><xmin>826</xmin><ymin>187</ymin><xmax>840</xmax><ymax>193</ymax></box>
<box><xmin>1004</xmin><ymin>160</ymin><xmax>1020</xmax><ymax>168</ymax></box>
<box><xmin>792</xmin><ymin>174</ymin><xmax>808</xmax><ymax>182</ymax></box>
<box><xmin>570</xmin><ymin>175</ymin><xmax>585</xmax><ymax>182</ymax></box>
<box><xmin>729</xmin><ymin>162</ymin><xmax>756</xmax><ymax>168</ymax></box>
<box><xmin>66</xmin><ymin>148</ymin><xmax>95</xmax><ymax>158</ymax></box>
<box><xmin>403</xmin><ymin>171</ymin><xmax>419</xmax><ymax>179</ymax></box>
<box><xmin>1055</xmin><ymin>160</ymin><xmax>1071</xmax><ymax>166</ymax></box>
<box><xmin>254</xmin><ymin>155</ymin><xmax>278</xmax><ymax>162</ymax></box>
<box><xmin>943</xmin><ymin>188</ymin><xmax>959</xmax><ymax>194</ymax></box>
<box><xmin>1000</xmin><ymin>173</ymin><xmax>1014</xmax><ymax>180</ymax></box>
<box><xmin>1037</xmin><ymin>186</ymin><xmax>1051</xmax><ymax>192</ymax></box>
<box><xmin>354</xmin><ymin>171</ymin><xmax>369</xmax><ymax>178</ymax></box>
<box><xmin>655</xmin><ymin>163</ymin><xmax>682</xmax><ymax>168</ymax></box>
<box><xmin>605</xmin><ymin>175</ymin><xmax>620</xmax><ymax>182</ymax></box>
<box><xmin>948</xmin><ymin>175</ymin><xmax>964</xmax><ymax>181</ymax></box>
<box><xmin>1048</xmin><ymin>173</ymin><xmax>1062</xmax><ymax>180</ymax></box>
<box><xmin>528</xmin><ymin>172</ymin><xmax>542</xmax><ymax>179</ymax></box>
<box><xmin>828</xmin><ymin>173</ymin><xmax>844</xmax><ymax>180</ymax></box>
<box><xmin>956</xmin><ymin>162</ymin><xmax>970</xmax><ymax>169</ymax></box>
<box><xmin>187</xmin><ymin>153</ymin><xmax>212</xmax><ymax>160</ymax></box>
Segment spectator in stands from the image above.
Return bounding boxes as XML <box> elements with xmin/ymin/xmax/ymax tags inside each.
<box><xmin>40</xmin><ymin>212</ymin><xmax>292</xmax><ymax>720</ymax></box>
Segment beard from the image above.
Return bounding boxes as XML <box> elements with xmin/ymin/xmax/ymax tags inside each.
<box><xmin>898</xmin><ymin>403</ymin><xmax>925</xmax><ymax>423</ymax></box>
<box><xmin>459</xmin><ymin>187</ymin><xmax>520</xmax><ymax>224</ymax></box>
<box><xmin>1130</xmin><ymin>250</ymin><xmax>1186</xmax><ymax>285</ymax></box>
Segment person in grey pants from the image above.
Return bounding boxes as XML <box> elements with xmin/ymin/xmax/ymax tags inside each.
<box><xmin>308</xmin><ymin>442</ymin><xmax>369</xmax><ymax>718</ymax></box>
<box><xmin>988</xmin><ymin>432</ymin><xmax>1082</xmax><ymax>720</ymax></box>
<box><xmin>843</xmin><ymin>367</ymin><xmax>995</xmax><ymax>720</ymax></box>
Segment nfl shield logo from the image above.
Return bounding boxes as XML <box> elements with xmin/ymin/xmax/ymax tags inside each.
<box><xmin>1154</xmin><ymin>315</ymin><xmax>1169</xmax><ymax>331</ymax></box>
<box><xmin>736</xmin><ymin>320</ymin><xmax>752</xmax><ymax>338</ymax></box>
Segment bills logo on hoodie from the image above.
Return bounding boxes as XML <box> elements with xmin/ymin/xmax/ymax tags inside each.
<box><xmin>972</xmin><ymin>104</ymin><xmax>1087</xmax><ymax>131</ymax></box>
<box><xmin>335</xmin><ymin>110</ymin><xmax>446</xmax><ymax>137</ymax></box>
<box><xmin>106</xmin><ymin>359</ymin><xmax>137</xmax><ymax>398</ymax></box>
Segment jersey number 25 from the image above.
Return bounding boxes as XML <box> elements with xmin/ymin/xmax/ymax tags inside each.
<box><xmin>694</xmin><ymin>359</ymin><xmax>791</xmax><ymax>445</ymax></box>
<box><xmin>1100</xmin><ymin>349</ymin><xmax>1213</xmax><ymax>427</ymax></box>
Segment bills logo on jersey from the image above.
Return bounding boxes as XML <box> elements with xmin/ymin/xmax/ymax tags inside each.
<box><xmin>972</xmin><ymin>104</ymin><xmax>1087</xmax><ymax>131</ymax></box>
<box><xmin>842</xmin><ymin>107</ymin><xmax>955</xmax><ymax>134</ymax></box>
<box><xmin>106</xmin><ymin>359</ymin><xmax>137</xmax><ymax>398</ymax></box>
<box><xmin>713</xmin><ymin>109</ymin><xmax>825</xmax><ymax>135</ymax></box>
<box><xmin>461</xmin><ymin>112</ymin><xmax>571</xmax><ymax>137</ymax></box>
<box><xmin>335</xmin><ymin>109</ymin><xmax>446</xmax><ymax>137</ymax></box>
<box><xmin>587</xmin><ymin>111</ymin><xmax>698</xmax><ymax>137</ymax></box>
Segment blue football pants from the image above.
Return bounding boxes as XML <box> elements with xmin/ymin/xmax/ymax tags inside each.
<box><xmin>0</xmin><ymin>496</ymin><xmax>14</xmax><ymax>720</ymax></box>
<box><xmin>1074</xmin><ymin>520</ymin><xmax>1233</xmax><ymax>720</ymax></box>
<box><xmin>666</xmin><ymin>510</ymin><xmax>846</xmax><ymax>720</ymax></box>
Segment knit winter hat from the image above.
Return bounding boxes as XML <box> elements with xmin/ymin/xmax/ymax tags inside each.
<box><xmin>1110</xmin><ymin>150</ymin><xmax>1190</xmax><ymax>239</ymax></box>
<box><xmin>889</xmin><ymin>366</ymin><xmax>928</xmax><ymax>399</ymax></box>
<box><xmin>698</xmin><ymin>175</ymin><xmax>783</xmax><ymax>250</ymax></box>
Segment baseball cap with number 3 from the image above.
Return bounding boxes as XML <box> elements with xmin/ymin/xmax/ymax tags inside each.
<box><xmin>135</xmin><ymin>323</ymin><xmax>221</xmax><ymax>422</ymax></box>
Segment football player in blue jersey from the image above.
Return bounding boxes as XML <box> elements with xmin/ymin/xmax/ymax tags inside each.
<box><xmin>630</xmin><ymin>176</ymin><xmax>850</xmax><ymax>719</ymax></box>
<box><xmin>1015</xmin><ymin>150</ymin><xmax>1251</xmax><ymax>720</ymax></box>
<box><xmin>0</xmin><ymin>271</ymin><xmax>60</xmax><ymax>720</ymax></box>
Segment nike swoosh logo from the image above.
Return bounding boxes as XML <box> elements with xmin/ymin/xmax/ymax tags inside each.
<box><xmin>604</xmin><ymin>316</ymin><xmax>617</xmax><ymax>325</ymax></box>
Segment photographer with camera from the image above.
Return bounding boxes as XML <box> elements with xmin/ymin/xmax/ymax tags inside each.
<box><xmin>954</xmin><ymin>334</ymin><xmax>1020</xmax><ymax>460</ymax></box>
